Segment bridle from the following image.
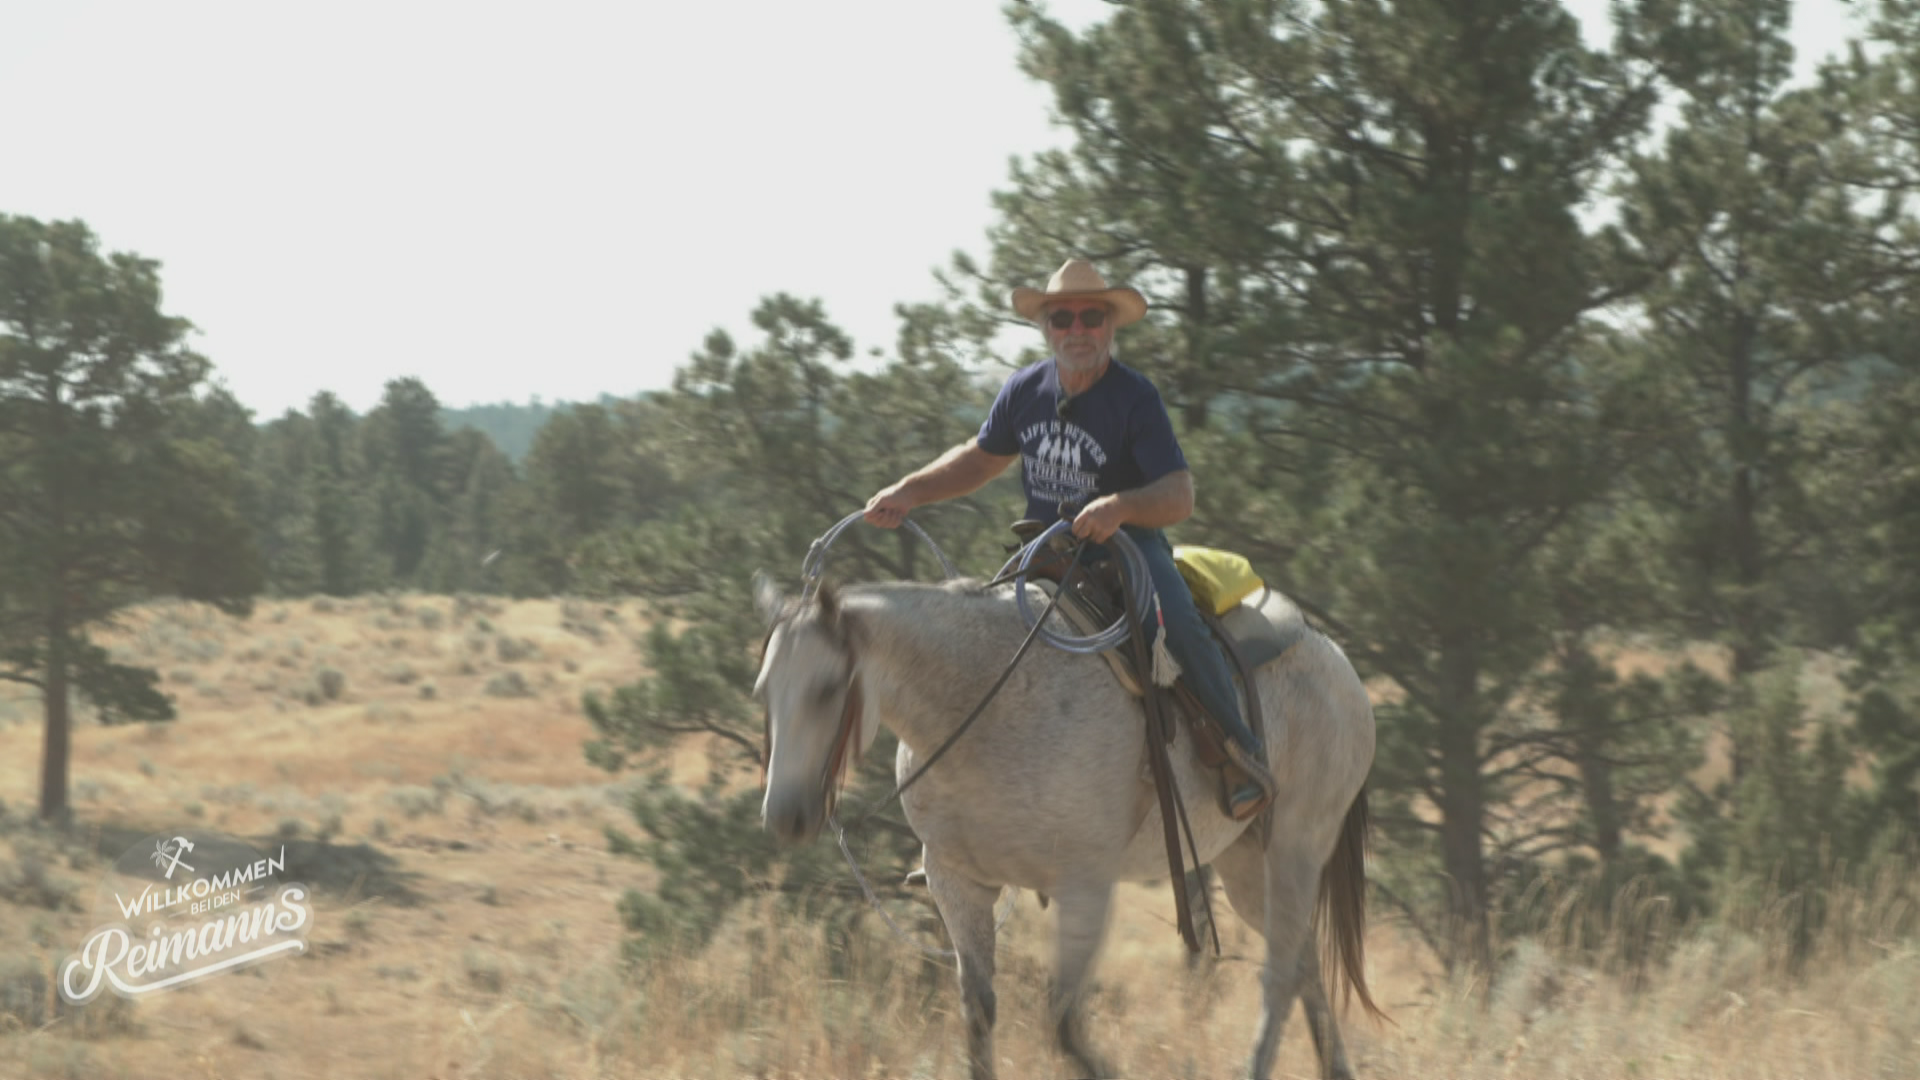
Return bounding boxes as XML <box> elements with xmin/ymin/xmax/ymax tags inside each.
<box><xmin>760</xmin><ymin>540</ymin><xmax>1090</xmax><ymax>839</ymax></box>
<box><xmin>758</xmin><ymin>615</ymin><xmax>865</xmax><ymax>809</ymax></box>
<box><xmin>816</xmin><ymin>658</ymin><xmax>865</xmax><ymax>812</ymax></box>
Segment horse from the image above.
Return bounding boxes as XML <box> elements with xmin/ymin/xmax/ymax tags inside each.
<box><xmin>754</xmin><ymin>573</ymin><xmax>1379</xmax><ymax>1079</ymax></box>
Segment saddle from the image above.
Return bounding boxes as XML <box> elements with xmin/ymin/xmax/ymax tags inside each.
<box><xmin>1008</xmin><ymin>522</ymin><xmax>1302</xmax><ymax>813</ymax></box>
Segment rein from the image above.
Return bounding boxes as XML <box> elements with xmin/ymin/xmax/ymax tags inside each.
<box><xmin>839</xmin><ymin>538</ymin><xmax>1088</xmax><ymax>830</ymax></box>
<box><xmin>818</xmin><ymin>667</ymin><xmax>864</xmax><ymax>812</ymax></box>
<box><xmin>760</xmin><ymin>536</ymin><xmax>1089</xmax><ymax>825</ymax></box>
<box><xmin>761</xmin><ymin>518</ymin><xmax>1085</xmax><ymax>964</ymax></box>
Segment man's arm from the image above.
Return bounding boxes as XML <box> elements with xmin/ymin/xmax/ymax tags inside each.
<box><xmin>1071</xmin><ymin>469</ymin><xmax>1194</xmax><ymax>542</ymax></box>
<box><xmin>864</xmin><ymin>440</ymin><xmax>1018</xmax><ymax>528</ymax></box>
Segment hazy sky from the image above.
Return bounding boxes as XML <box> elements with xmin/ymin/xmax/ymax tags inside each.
<box><xmin>2</xmin><ymin>0</ymin><xmax>1865</xmax><ymax>419</ymax></box>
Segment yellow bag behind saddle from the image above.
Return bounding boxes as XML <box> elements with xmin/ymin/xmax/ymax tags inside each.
<box><xmin>1172</xmin><ymin>545</ymin><xmax>1264</xmax><ymax>616</ymax></box>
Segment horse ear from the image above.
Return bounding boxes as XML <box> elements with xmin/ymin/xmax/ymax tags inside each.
<box><xmin>752</xmin><ymin>571</ymin><xmax>787</xmax><ymax>627</ymax></box>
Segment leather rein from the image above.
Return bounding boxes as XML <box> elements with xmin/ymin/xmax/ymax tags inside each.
<box><xmin>758</xmin><ymin>541</ymin><xmax>1086</xmax><ymax>827</ymax></box>
<box><xmin>757</xmin><ymin>533</ymin><xmax>1218</xmax><ymax>958</ymax></box>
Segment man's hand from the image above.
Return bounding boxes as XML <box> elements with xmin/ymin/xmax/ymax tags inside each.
<box><xmin>1070</xmin><ymin>495</ymin><xmax>1129</xmax><ymax>543</ymax></box>
<box><xmin>864</xmin><ymin>484</ymin><xmax>916</xmax><ymax>529</ymax></box>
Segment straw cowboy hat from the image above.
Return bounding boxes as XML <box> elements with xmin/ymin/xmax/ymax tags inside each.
<box><xmin>1011</xmin><ymin>258</ymin><xmax>1148</xmax><ymax>328</ymax></box>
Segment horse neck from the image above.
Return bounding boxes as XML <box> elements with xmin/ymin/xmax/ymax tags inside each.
<box><xmin>844</xmin><ymin>583</ymin><xmax>1010</xmax><ymax>754</ymax></box>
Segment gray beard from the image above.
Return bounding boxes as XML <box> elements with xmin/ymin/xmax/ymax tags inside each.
<box><xmin>1055</xmin><ymin>346</ymin><xmax>1107</xmax><ymax>375</ymax></box>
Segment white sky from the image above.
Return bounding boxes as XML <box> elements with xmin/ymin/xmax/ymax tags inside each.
<box><xmin>1</xmin><ymin>0</ymin><xmax>1865</xmax><ymax>419</ymax></box>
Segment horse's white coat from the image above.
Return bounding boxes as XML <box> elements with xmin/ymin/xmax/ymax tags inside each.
<box><xmin>757</xmin><ymin>578</ymin><xmax>1377</xmax><ymax>1080</ymax></box>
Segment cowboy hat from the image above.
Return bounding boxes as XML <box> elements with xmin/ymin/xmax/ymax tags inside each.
<box><xmin>1011</xmin><ymin>258</ymin><xmax>1148</xmax><ymax>328</ymax></box>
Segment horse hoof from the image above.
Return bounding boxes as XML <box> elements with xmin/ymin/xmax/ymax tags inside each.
<box><xmin>904</xmin><ymin>867</ymin><xmax>927</xmax><ymax>887</ymax></box>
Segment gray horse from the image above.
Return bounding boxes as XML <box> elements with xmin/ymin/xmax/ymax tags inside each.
<box><xmin>755</xmin><ymin>575</ymin><xmax>1380</xmax><ymax>1079</ymax></box>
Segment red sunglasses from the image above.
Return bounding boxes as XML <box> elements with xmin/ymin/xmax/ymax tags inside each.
<box><xmin>1048</xmin><ymin>308</ymin><xmax>1107</xmax><ymax>330</ymax></box>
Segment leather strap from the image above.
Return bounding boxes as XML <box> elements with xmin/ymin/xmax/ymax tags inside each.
<box><xmin>820</xmin><ymin>671</ymin><xmax>864</xmax><ymax>807</ymax></box>
<box><xmin>1121</xmin><ymin>567</ymin><xmax>1213</xmax><ymax>955</ymax></box>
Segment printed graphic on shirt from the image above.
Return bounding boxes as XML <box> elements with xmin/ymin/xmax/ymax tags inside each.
<box><xmin>1018</xmin><ymin>418</ymin><xmax>1110</xmax><ymax>509</ymax></box>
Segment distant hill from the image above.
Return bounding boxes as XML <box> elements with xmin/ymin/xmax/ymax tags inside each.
<box><xmin>437</xmin><ymin>399</ymin><xmax>569</xmax><ymax>462</ymax></box>
<box><xmin>439</xmin><ymin>395</ymin><xmax>626</xmax><ymax>462</ymax></box>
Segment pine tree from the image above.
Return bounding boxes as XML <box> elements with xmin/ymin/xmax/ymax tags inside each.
<box><xmin>580</xmin><ymin>297</ymin><xmax>1019</xmax><ymax>955</ymax></box>
<box><xmin>956</xmin><ymin>0</ymin><xmax>1675</xmax><ymax>969</ymax></box>
<box><xmin>0</xmin><ymin>216</ymin><xmax>261</xmax><ymax>822</ymax></box>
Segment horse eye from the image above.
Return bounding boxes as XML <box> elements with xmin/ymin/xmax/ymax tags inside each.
<box><xmin>814</xmin><ymin>683</ymin><xmax>839</xmax><ymax>705</ymax></box>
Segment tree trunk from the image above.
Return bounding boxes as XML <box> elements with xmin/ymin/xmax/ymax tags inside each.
<box><xmin>1563</xmin><ymin>648</ymin><xmax>1625</xmax><ymax>864</ymax></box>
<box><xmin>38</xmin><ymin>611</ymin><xmax>71</xmax><ymax>824</ymax></box>
<box><xmin>1436</xmin><ymin>640</ymin><xmax>1492</xmax><ymax>973</ymax></box>
<box><xmin>1576</xmin><ymin>737</ymin><xmax>1623</xmax><ymax>864</ymax></box>
<box><xmin>36</xmin><ymin>357</ymin><xmax>73</xmax><ymax>824</ymax></box>
<box><xmin>1179</xmin><ymin>266</ymin><xmax>1211</xmax><ymax>430</ymax></box>
<box><xmin>1727</xmin><ymin>306</ymin><xmax>1763</xmax><ymax>784</ymax></box>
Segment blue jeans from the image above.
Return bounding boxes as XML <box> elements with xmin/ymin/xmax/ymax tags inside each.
<box><xmin>1083</xmin><ymin>526</ymin><xmax>1260</xmax><ymax>759</ymax></box>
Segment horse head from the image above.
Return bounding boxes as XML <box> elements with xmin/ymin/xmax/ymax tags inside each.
<box><xmin>753</xmin><ymin>572</ymin><xmax>866</xmax><ymax>845</ymax></box>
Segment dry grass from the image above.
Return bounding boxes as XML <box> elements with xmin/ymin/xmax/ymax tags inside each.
<box><xmin>0</xmin><ymin>596</ymin><xmax>1911</xmax><ymax>1079</ymax></box>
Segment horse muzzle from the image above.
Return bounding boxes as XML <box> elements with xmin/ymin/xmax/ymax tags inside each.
<box><xmin>762</xmin><ymin>792</ymin><xmax>824</xmax><ymax>845</ymax></box>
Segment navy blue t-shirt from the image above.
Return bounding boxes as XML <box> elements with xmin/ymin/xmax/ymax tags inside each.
<box><xmin>977</xmin><ymin>358</ymin><xmax>1189</xmax><ymax>522</ymax></box>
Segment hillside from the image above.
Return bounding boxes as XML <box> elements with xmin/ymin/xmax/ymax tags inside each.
<box><xmin>0</xmin><ymin>597</ymin><xmax>1911</xmax><ymax>1078</ymax></box>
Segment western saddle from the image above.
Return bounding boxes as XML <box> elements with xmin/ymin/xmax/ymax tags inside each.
<box><xmin>1007</xmin><ymin>521</ymin><xmax>1300</xmax><ymax>822</ymax></box>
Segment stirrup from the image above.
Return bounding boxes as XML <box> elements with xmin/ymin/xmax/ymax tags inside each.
<box><xmin>1220</xmin><ymin>740</ymin><xmax>1276</xmax><ymax>822</ymax></box>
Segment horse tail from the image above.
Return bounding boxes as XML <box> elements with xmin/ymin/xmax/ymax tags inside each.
<box><xmin>1318</xmin><ymin>785</ymin><xmax>1387</xmax><ymax>1022</ymax></box>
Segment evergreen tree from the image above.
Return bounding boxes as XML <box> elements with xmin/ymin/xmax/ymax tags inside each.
<box><xmin>419</xmin><ymin>427</ymin><xmax>520</xmax><ymax>594</ymax></box>
<box><xmin>580</xmin><ymin>297</ymin><xmax>1019</xmax><ymax>955</ymax></box>
<box><xmin>361</xmin><ymin>377</ymin><xmax>451</xmax><ymax>587</ymax></box>
<box><xmin>251</xmin><ymin>409</ymin><xmax>318</xmax><ymax>594</ymax></box>
<box><xmin>955</xmin><ymin>0</ymin><xmax>1675</xmax><ymax>968</ymax></box>
<box><xmin>309</xmin><ymin>391</ymin><xmax>372</xmax><ymax>596</ymax></box>
<box><xmin>1619</xmin><ymin>0</ymin><xmax>1892</xmax><ymax>688</ymax></box>
<box><xmin>0</xmin><ymin>216</ymin><xmax>261</xmax><ymax>822</ymax></box>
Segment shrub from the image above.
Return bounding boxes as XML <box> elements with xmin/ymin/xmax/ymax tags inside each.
<box><xmin>462</xmin><ymin>948</ymin><xmax>505</xmax><ymax>993</ymax></box>
<box><xmin>484</xmin><ymin>671</ymin><xmax>534</xmax><ymax>699</ymax></box>
<box><xmin>496</xmin><ymin>636</ymin><xmax>539</xmax><ymax>663</ymax></box>
<box><xmin>386</xmin><ymin>786</ymin><xmax>444</xmax><ymax>819</ymax></box>
<box><xmin>1</xmin><ymin>955</ymin><xmax>137</xmax><ymax>1038</ymax></box>
<box><xmin>0</xmin><ymin>849</ymin><xmax>80</xmax><ymax>912</ymax></box>
<box><xmin>314</xmin><ymin>667</ymin><xmax>347</xmax><ymax>701</ymax></box>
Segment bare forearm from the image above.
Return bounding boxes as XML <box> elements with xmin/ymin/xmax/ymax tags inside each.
<box><xmin>1115</xmin><ymin>470</ymin><xmax>1195</xmax><ymax>529</ymax></box>
<box><xmin>895</xmin><ymin>441</ymin><xmax>1013</xmax><ymax>506</ymax></box>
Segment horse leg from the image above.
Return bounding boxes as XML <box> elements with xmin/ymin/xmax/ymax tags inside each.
<box><xmin>1212</xmin><ymin>832</ymin><xmax>1350</xmax><ymax>1080</ymax></box>
<box><xmin>1050</xmin><ymin>881</ymin><xmax>1118</xmax><ymax>1079</ymax></box>
<box><xmin>923</xmin><ymin>861</ymin><xmax>1002</xmax><ymax>1080</ymax></box>
<box><xmin>1296</xmin><ymin>944</ymin><xmax>1355</xmax><ymax>1080</ymax></box>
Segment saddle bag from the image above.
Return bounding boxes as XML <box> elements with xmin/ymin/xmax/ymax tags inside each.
<box><xmin>1173</xmin><ymin>545</ymin><xmax>1265</xmax><ymax>616</ymax></box>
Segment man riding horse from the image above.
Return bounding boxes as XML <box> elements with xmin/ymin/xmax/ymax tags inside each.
<box><xmin>864</xmin><ymin>258</ymin><xmax>1275</xmax><ymax>819</ymax></box>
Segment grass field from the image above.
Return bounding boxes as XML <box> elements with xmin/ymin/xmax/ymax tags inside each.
<box><xmin>0</xmin><ymin>596</ymin><xmax>1914</xmax><ymax>1079</ymax></box>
